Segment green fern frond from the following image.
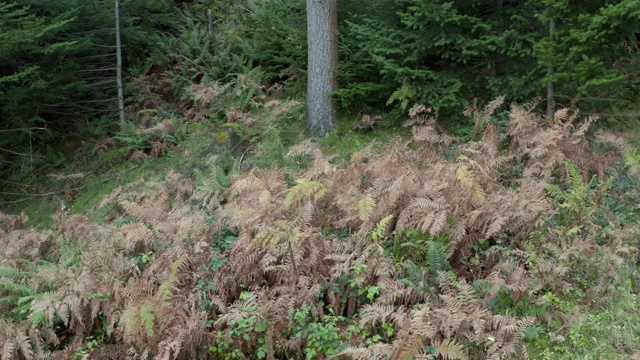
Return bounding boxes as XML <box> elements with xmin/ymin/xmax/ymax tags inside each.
<box><xmin>425</xmin><ymin>240</ymin><xmax>451</xmax><ymax>275</ymax></box>
<box><xmin>0</xmin><ymin>294</ymin><xmax>19</xmax><ymax>305</ymax></box>
<box><xmin>0</xmin><ymin>266</ymin><xmax>26</xmax><ymax>281</ymax></box>
<box><xmin>121</xmin><ymin>306</ymin><xmax>138</xmax><ymax>339</ymax></box>
<box><xmin>140</xmin><ymin>302</ymin><xmax>155</xmax><ymax>338</ymax></box>
<box><xmin>399</xmin><ymin>262</ymin><xmax>430</xmax><ymax>292</ymax></box>
<box><xmin>16</xmin><ymin>293</ymin><xmax>40</xmax><ymax>307</ymax></box>
<box><xmin>544</xmin><ymin>183</ymin><xmax>564</xmax><ymax>200</ymax></box>
<box><xmin>284</xmin><ymin>179</ymin><xmax>328</xmax><ymax>209</ymax></box>
<box><xmin>456</xmin><ymin>165</ymin><xmax>485</xmax><ymax>206</ymax></box>
<box><xmin>0</xmin><ymin>281</ymin><xmax>37</xmax><ymax>297</ymax></box>
<box><xmin>121</xmin><ymin>302</ymin><xmax>158</xmax><ymax>340</ymax></box>
<box><xmin>255</xmin><ymin>223</ymin><xmax>286</xmax><ymax>248</ymax></box>
<box><xmin>287</xmin><ymin>226</ymin><xmax>303</xmax><ymax>249</ymax></box>
<box><xmin>193</xmin><ymin>167</ymin><xmax>223</xmax><ymax>194</ymax></box>
<box><xmin>623</xmin><ymin>146</ymin><xmax>640</xmax><ymax>175</ymax></box>
<box><xmin>372</xmin><ymin>215</ymin><xmax>394</xmax><ymax>241</ymax></box>
<box><xmin>157</xmin><ymin>258</ymin><xmax>185</xmax><ymax>304</ymax></box>
<box><xmin>545</xmin><ymin>161</ymin><xmax>611</xmax><ymax>224</ymax></box>
<box><xmin>565</xmin><ymin>160</ymin><xmax>583</xmax><ymax>184</ymax></box>
<box><xmin>358</xmin><ymin>194</ymin><xmax>376</xmax><ymax>222</ymax></box>
<box><xmin>120</xmin><ymin>306</ymin><xmax>142</xmax><ymax>338</ymax></box>
<box><xmin>29</xmin><ymin>310</ymin><xmax>47</xmax><ymax>328</ymax></box>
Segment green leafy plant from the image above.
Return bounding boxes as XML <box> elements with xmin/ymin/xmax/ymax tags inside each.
<box><xmin>546</xmin><ymin>161</ymin><xmax>613</xmax><ymax>231</ymax></box>
<box><xmin>73</xmin><ymin>334</ymin><xmax>104</xmax><ymax>359</ymax></box>
<box><xmin>210</xmin><ymin>291</ymin><xmax>269</xmax><ymax>359</ymax></box>
<box><xmin>388</xmin><ymin>229</ymin><xmax>450</xmax><ymax>264</ymax></box>
<box><xmin>113</xmin><ymin>114</ymin><xmax>182</xmax><ymax>158</ymax></box>
<box><xmin>120</xmin><ymin>258</ymin><xmax>185</xmax><ymax>341</ymax></box>
<box><xmin>291</xmin><ymin>306</ymin><xmax>348</xmax><ymax>359</ymax></box>
<box><xmin>0</xmin><ymin>261</ymin><xmax>60</xmax><ymax>322</ymax></box>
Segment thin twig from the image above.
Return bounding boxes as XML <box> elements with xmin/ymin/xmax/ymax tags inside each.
<box><xmin>0</xmin><ymin>127</ymin><xmax>48</xmax><ymax>133</ymax></box>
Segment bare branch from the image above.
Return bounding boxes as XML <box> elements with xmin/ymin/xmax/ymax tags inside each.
<box><xmin>0</xmin><ymin>127</ymin><xmax>48</xmax><ymax>133</ymax></box>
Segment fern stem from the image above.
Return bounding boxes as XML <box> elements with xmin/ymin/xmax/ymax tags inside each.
<box><xmin>287</xmin><ymin>237</ymin><xmax>299</xmax><ymax>277</ymax></box>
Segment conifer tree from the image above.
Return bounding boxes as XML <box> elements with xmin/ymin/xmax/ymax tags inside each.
<box><xmin>306</xmin><ymin>0</ymin><xmax>338</xmax><ymax>137</ymax></box>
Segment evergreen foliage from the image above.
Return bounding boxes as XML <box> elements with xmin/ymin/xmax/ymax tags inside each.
<box><xmin>0</xmin><ymin>0</ymin><xmax>183</xmax><ymax>179</ymax></box>
<box><xmin>339</xmin><ymin>0</ymin><xmax>639</xmax><ymax>117</ymax></box>
<box><xmin>535</xmin><ymin>0</ymin><xmax>640</xmax><ymax>111</ymax></box>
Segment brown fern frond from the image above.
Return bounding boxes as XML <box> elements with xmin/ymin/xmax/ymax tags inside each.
<box><xmin>16</xmin><ymin>332</ymin><xmax>33</xmax><ymax>360</ymax></box>
<box><xmin>93</xmin><ymin>138</ymin><xmax>117</xmax><ymax>155</ymax></box>
<box><xmin>2</xmin><ymin>339</ymin><xmax>16</xmax><ymax>360</ymax></box>
<box><xmin>333</xmin><ymin>346</ymin><xmax>371</xmax><ymax>359</ymax></box>
<box><xmin>120</xmin><ymin>222</ymin><xmax>153</xmax><ymax>253</ymax></box>
<box><xmin>465</xmin><ymin>96</ymin><xmax>505</xmax><ymax>135</ymax></box>
<box><xmin>130</xmin><ymin>149</ymin><xmax>150</xmax><ymax>163</ymax></box>
<box><xmin>287</xmin><ymin>140</ymin><xmax>334</xmax><ymax>180</ymax></box>
<box><xmin>432</xmin><ymin>338</ymin><xmax>468</xmax><ymax>360</ymax></box>
<box><xmin>120</xmin><ymin>198</ymin><xmax>167</xmax><ymax>223</ymax></box>
<box><xmin>392</xmin><ymin>332</ymin><xmax>425</xmax><ymax>360</ymax></box>
<box><xmin>332</xmin><ymin>188</ymin><xmax>369</xmax><ymax>228</ymax></box>
<box><xmin>360</xmin><ymin>304</ymin><xmax>400</xmax><ymax>328</ymax></box>
<box><xmin>407</xmin><ymin>305</ymin><xmax>438</xmax><ymax>338</ymax></box>
<box><xmin>0</xmin><ymin>212</ymin><xmax>28</xmax><ymax>233</ymax></box>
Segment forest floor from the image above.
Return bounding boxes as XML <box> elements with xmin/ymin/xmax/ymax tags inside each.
<box><xmin>2</xmin><ymin>90</ymin><xmax>640</xmax><ymax>359</ymax></box>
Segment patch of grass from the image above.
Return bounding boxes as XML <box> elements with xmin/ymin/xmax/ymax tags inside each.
<box><xmin>245</xmin><ymin>103</ymin><xmax>307</xmax><ymax>170</ymax></box>
<box><xmin>9</xmin><ymin>114</ymin><xmax>240</xmax><ymax>227</ymax></box>
<box><xmin>317</xmin><ymin>116</ymin><xmax>403</xmax><ymax>162</ymax></box>
<box><xmin>528</xmin><ymin>273</ymin><xmax>640</xmax><ymax>359</ymax></box>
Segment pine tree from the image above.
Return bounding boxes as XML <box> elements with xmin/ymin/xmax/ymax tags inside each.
<box><xmin>306</xmin><ymin>0</ymin><xmax>338</xmax><ymax>136</ymax></box>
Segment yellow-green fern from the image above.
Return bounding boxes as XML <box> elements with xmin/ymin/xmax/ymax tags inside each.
<box><xmin>283</xmin><ymin>179</ymin><xmax>328</xmax><ymax>209</ymax></box>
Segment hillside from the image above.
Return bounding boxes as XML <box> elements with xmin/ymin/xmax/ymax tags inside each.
<box><xmin>2</xmin><ymin>90</ymin><xmax>640</xmax><ymax>359</ymax></box>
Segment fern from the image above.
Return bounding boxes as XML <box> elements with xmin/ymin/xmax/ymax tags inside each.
<box><xmin>372</xmin><ymin>215</ymin><xmax>394</xmax><ymax>241</ymax></box>
<box><xmin>358</xmin><ymin>194</ymin><xmax>376</xmax><ymax>222</ymax></box>
<box><xmin>432</xmin><ymin>337</ymin><xmax>468</xmax><ymax>360</ymax></box>
<box><xmin>456</xmin><ymin>165</ymin><xmax>486</xmax><ymax>206</ymax></box>
<box><xmin>28</xmin><ymin>310</ymin><xmax>47</xmax><ymax>328</ymax></box>
<box><xmin>425</xmin><ymin>240</ymin><xmax>451</xmax><ymax>277</ymax></box>
<box><xmin>120</xmin><ymin>257</ymin><xmax>188</xmax><ymax>343</ymax></box>
<box><xmin>0</xmin><ymin>266</ymin><xmax>25</xmax><ymax>281</ymax></box>
<box><xmin>122</xmin><ymin>303</ymin><xmax>153</xmax><ymax>340</ymax></box>
<box><xmin>114</xmin><ymin>120</ymin><xmax>152</xmax><ymax>154</ymax></box>
<box><xmin>140</xmin><ymin>302</ymin><xmax>156</xmax><ymax>338</ymax></box>
<box><xmin>157</xmin><ymin>258</ymin><xmax>185</xmax><ymax>304</ymax></box>
<box><xmin>0</xmin><ymin>281</ymin><xmax>36</xmax><ymax>298</ymax></box>
<box><xmin>546</xmin><ymin>161</ymin><xmax>612</xmax><ymax>225</ymax></box>
<box><xmin>0</xmin><ymin>264</ymin><xmax>55</xmax><ymax>321</ymax></box>
<box><xmin>622</xmin><ymin>145</ymin><xmax>640</xmax><ymax>175</ymax></box>
<box><xmin>284</xmin><ymin>178</ymin><xmax>328</xmax><ymax>209</ymax></box>
<box><xmin>0</xmin><ymin>95</ymin><xmax>627</xmax><ymax>358</ymax></box>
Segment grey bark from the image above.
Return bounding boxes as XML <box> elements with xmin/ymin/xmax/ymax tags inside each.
<box><xmin>306</xmin><ymin>0</ymin><xmax>338</xmax><ymax>137</ymax></box>
<box><xmin>546</xmin><ymin>18</ymin><xmax>556</xmax><ymax>120</ymax></box>
<box><xmin>115</xmin><ymin>0</ymin><xmax>125</xmax><ymax>122</ymax></box>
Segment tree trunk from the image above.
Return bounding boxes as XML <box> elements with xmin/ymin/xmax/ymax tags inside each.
<box><xmin>306</xmin><ymin>0</ymin><xmax>338</xmax><ymax>137</ymax></box>
<box><xmin>546</xmin><ymin>18</ymin><xmax>556</xmax><ymax>120</ymax></box>
<box><xmin>115</xmin><ymin>0</ymin><xmax>125</xmax><ymax>122</ymax></box>
<box><xmin>493</xmin><ymin>0</ymin><xmax>505</xmax><ymax>77</ymax></box>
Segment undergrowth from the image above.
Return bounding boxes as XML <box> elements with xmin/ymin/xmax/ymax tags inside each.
<box><xmin>1</xmin><ymin>96</ymin><xmax>640</xmax><ymax>359</ymax></box>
